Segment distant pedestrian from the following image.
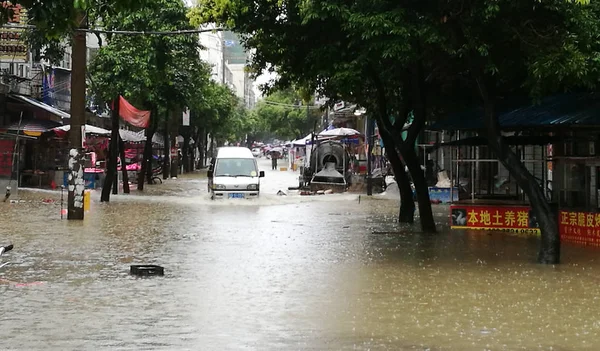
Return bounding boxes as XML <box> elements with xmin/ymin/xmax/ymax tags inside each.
<box><xmin>271</xmin><ymin>152</ymin><xmax>278</xmax><ymax>170</ymax></box>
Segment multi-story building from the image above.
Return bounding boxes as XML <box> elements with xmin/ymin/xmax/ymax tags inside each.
<box><xmin>199</xmin><ymin>26</ymin><xmax>256</xmax><ymax>109</ymax></box>
<box><xmin>0</xmin><ymin>24</ymin><xmax>102</xmax><ymax>116</ymax></box>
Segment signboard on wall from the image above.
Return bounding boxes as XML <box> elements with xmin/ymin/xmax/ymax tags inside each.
<box><xmin>182</xmin><ymin>109</ymin><xmax>190</xmax><ymax>126</ymax></box>
<box><xmin>333</xmin><ymin>101</ymin><xmax>345</xmax><ymax>111</ymax></box>
<box><xmin>0</xmin><ymin>2</ymin><xmax>28</xmax><ymax>62</ymax></box>
<box><xmin>559</xmin><ymin>211</ymin><xmax>600</xmax><ymax>247</ymax></box>
<box><xmin>450</xmin><ymin>205</ymin><xmax>540</xmax><ymax>235</ymax></box>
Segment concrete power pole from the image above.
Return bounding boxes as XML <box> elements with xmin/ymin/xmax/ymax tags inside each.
<box><xmin>67</xmin><ymin>11</ymin><xmax>87</xmax><ymax>220</ymax></box>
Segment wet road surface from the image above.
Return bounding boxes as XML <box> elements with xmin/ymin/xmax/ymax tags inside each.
<box><xmin>1</xmin><ymin>158</ymin><xmax>600</xmax><ymax>350</ymax></box>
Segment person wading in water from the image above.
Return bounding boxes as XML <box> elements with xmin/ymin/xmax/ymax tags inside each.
<box><xmin>271</xmin><ymin>152</ymin><xmax>279</xmax><ymax>170</ymax></box>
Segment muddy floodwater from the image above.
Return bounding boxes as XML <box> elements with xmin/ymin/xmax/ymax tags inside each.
<box><xmin>1</xmin><ymin>158</ymin><xmax>600</xmax><ymax>350</ymax></box>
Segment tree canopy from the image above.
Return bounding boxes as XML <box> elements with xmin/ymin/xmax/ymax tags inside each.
<box><xmin>0</xmin><ymin>1</ymin><xmax>147</xmax><ymax>64</ymax></box>
<box><xmin>89</xmin><ymin>0</ymin><xmax>210</xmax><ymax>112</ymax></box>
<box><xmin>251</xmin><ymin>88</ymin><xmax>319</xmax><ymax>141</ymax></box>
<box><xmin>192</xmin><ymin>81</ymin><xmax>250</xmax><ymax>142</ymax></box>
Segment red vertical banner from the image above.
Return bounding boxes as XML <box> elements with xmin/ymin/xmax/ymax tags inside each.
<box><xmin>0</xmin><ymin>139</ymin><xmax>14</xmax><ymax>176</ymax></box>
<box><xmin>559</xmin><ymin>211</ymin><xmax>600</xmax><ymax>247</ymax></box>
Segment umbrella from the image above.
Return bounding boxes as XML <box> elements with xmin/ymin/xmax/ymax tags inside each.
<box><xmin>269</xmin><ymin>147</ymin><xmax>283</xmax><ymax>154</ymax></box>
<box><xmin>318</xmin><ymin>127</ymin><xmax>362</xmax><ymax>138</ymax></box>
<box><xmin>119</xmin><ymin>129</ymin><xmax>146</xmax><ymax>142</ymax></box>
<box><xmin>292</xmin><ymin>133</ymin><xmax>314</xmax><ymax>146</ymax></box>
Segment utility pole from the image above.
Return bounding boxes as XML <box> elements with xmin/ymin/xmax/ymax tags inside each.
<box><xmin>67</xmin><ymin>11</ymin><xmax>87</xmax><ymax>219</ymax></box>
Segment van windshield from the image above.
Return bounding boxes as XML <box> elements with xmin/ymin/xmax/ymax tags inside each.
<box><xmin>215</xmin><ymin>158</ymin><xmax>257</xmax><ymax>177</ymax></box>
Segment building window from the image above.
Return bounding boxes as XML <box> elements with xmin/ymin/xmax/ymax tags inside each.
<box><xmin>64</xmin><ymin>53</ymin><xmax>71</xmax><ymax>69</ymax></box>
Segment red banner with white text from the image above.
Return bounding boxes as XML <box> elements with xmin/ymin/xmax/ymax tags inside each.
<box><xmin>559</xmin><ymin>211</ymin><xmax>600</xmax><ymax>247</ymax></box>
<box><xmin>450</xmin><ymin>205</ymin><xmax>540</xmax><ymax>235</ymax></box>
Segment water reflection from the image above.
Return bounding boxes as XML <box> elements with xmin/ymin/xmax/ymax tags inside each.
<box><xmin>0</xmin><ymin>170</ymin><xmax>599</xmax><ymax>350</ymax></box>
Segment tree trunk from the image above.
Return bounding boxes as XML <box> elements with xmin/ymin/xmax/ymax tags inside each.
<box><xmin>183</xmin><ymin>135</ymin><xmax>190</xmax><ymax>173</ymax></box>
<box><xmin>119</xmin><ymin>134</ymin><xmax>130</xmax><ymax>194</ymax></box>
<box><xmin>202</xmin><ymin>130</ymin><xmax>208</xmax><ymax>167</ymax></box>
<box><xmin>170</xmin><ymin>109</ymin><xmax>181</xmax><ymax>178</ymax></box>
<box><xmin>481</xmin><ymin>95</ymin><xmax>560</xmax><ymax>264</ymax></box>
<box><xmin>378</xmin><ymin>124</ymin><xmax>415</xmax><ymax>223</ymax></box>
<box><xmin>138</xmin><ymin>146</ymin><xmax>147</xmax><ymax>191</ymax></box>
<box><xmin>367</xmin><ymin>63</ymin><xmax>434</xmax><ymax>231</ymax></box>
<box><xmin>163</xmin><ymin>113</ymin><xmax>170</xmax><ymax>180</ymax></box>
<box><xmin>138</xmin><ymin>109</ymin><xmax>156</xmax><ymax>190</ymax></box>
<box><xmin>402</xmin><ymin>144</ymin><xmax>436</xmax><ymax>232</ymax></box>
<box><xmin>101</xmin><ymin>97</ymin><xmax>120</xmax><ymax>202</ymax></box>
<box><xmin>170</xmin><ymin>156</ymin><xmax>178</xmax><ymax>178</ymax></box>
<box><xmin>67</xmin><ymin>11</ymin><xmax>87</xmax><ymax>219</ymax></box>
<box><xmin>170</xmin><ymin>133</ymin><xmax>178</xmax><ymax>178</ymax></box>
<box><xmin>194</xmin><ymin>128</ymin><xmax>202</xmax><ymax>169</ymax></box>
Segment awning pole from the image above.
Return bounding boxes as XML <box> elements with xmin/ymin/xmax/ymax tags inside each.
<box><xmin>450</xmin><ymin>138</ymin><xmax>454</xmax><ymax>203</ymax></box>
<box><xmin>471</xmin><ymin>146</ymin><xmax>475</xmax><ymax>202</ymax></box>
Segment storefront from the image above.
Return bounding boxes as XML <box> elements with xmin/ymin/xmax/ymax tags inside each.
<box><xmin>430</xmin><ymin>92</ymin><xmax>600</xmax><ymax>246</ymax></box>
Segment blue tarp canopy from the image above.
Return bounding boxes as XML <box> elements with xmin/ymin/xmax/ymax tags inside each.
<box><xmin>427</xmin><ymin>135</ymin><xmax>562</xmax><ymax>152</ymax></box>
<box><xmin>429</xmin><ymin>93</ymin><xmax>600</xmax><ymax>131</ymax></box>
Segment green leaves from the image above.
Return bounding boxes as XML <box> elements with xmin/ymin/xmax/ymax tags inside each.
<box><xmin>88</xmin><ymin>0</ymin><xmax>211</xmax><ymax>119</ymax></box>
<box><xmin>8</xmin><ymin>0</ymin><xmax>149</xmax><ymax>63</ymax></box>
<box><xmin>73</xmin><ymin>0</ymin><xmax>86</xmax><ymax>10</ymax></box>
<box><xmin>193</xmin><ymin>82</ymin><xmax>249</xmax><ymax>141</ymax></box>
<box><xmin>252</xmin><ymin>88</ymin><xmax>318</xmax><ymax>140</ymax></box>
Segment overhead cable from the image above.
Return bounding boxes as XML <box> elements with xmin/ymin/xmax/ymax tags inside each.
<box><xmin>75</xmin><ymin>28</ymin><xmax>225</xmax><ymax>35</ymax></box>
<box><xmin>1</xmin><ymin>24</ymin><xmax>224</xmax><ymax>36</ymax></box>
<box><xmin>261</xmin><ymin>100</ymin><xmax>322</xmax><ymax>109</ymax></box>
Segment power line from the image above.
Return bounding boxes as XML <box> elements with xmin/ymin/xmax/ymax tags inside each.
<box><xmin>261</xmin><ymin>100</ymin><xmax>322</xmax><ymax>109</ymax></box>
<box><xmin>76</xmin><ymin>27</ymin><xmax>225</xmax><ymax>35</ymax></box>
<box><xmin>1</xmin><ymin>24</ymin><xmax>225</xmax><ymax>35</ymax></box>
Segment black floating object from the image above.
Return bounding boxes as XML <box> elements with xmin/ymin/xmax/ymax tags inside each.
<box><xmin>130</xmin><ymin>265</ymin><xmax>164</xmax><ymax>277</ymax></box>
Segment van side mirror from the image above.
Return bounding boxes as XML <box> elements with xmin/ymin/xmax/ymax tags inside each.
<box><xmin>259</xmin><ymin>171</ymin><xmax>265</xmax><ymax>178</ymax></box>
<box><xmin>207</xmin><ymin>170</ymin><xmax>213</xmax><ymax>178</ymax></box>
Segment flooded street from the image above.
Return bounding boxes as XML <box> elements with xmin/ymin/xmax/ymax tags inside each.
<box><xmin>2</xmin><ymin>158</ymin><xmax>600</xmax><ymax>350</ymax></box>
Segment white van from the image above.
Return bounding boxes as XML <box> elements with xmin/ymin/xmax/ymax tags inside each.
<box><xmin>208</xmin><ymin>147</ymin><xmax>265</xmax><ymax>199</ymax></box>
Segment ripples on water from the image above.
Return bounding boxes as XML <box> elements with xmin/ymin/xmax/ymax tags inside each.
<box><xmin>1</xmin><ymin>170</ymin><xmax>600</xmax><ymax>350</ymax></box>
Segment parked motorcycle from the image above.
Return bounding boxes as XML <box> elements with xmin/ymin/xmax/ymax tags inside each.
<box><xmin>0</xmin><ymin>243</ymin><xmax>13</xmax><ymax>270</ymax></box>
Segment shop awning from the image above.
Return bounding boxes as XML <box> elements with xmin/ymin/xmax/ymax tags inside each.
<box><xmin>11</xmin><ymin>94</ymin><xmax>70</xmax><ymax>120</ymax></box>
<box><xmin>119</xmin><ymin>129</ymin><xmax>146</xmax><ymax>142</ymax></box>
<box><xmin>0</xmin><ymin>118</ymin><xmax>63</xmax><ymax>136</ymax></box>
<box><xmin>427</xmin><ymin>135</ymin><xmax>561</xmax><ymax>152</ymax></box>
<box><xmin>53</xmin><ymin>124</ymin><xmax>111</xmax><ymax>136</ymax></box>
<box><xmin>429</xmin><ymin>93</ymin><xmax>600</xmax><ymax>132</ymax></box>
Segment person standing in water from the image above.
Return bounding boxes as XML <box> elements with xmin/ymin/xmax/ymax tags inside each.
<box><xmin>271</xmin><ymin>152</ymin><xmax>278</xmax><ymax>170</ymax></box>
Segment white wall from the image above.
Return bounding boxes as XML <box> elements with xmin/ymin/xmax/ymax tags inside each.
<box><xmin>198</xmin><ymin>24</ymin><xmax>224</xmax><ymax>83</ymax></box>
